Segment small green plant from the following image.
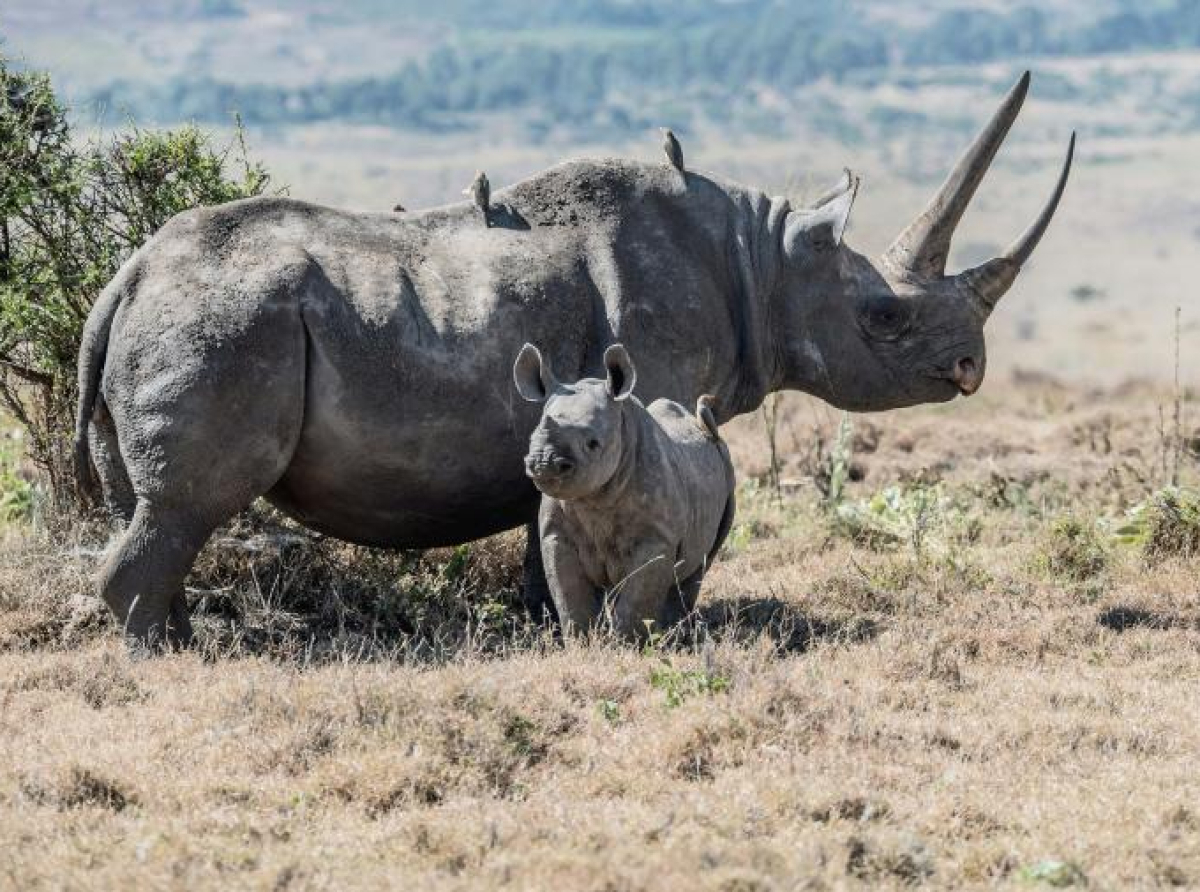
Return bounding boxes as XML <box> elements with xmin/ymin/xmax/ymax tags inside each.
<box><xmin>825</xmin><ymin>413</ymin><xmax>854</xmax><ymax>507</ymax></box>
<box><xmin>1040</xmin><ymin>516</ymin><xmax>1108</xmax><ymax>582</ymax></box>
<box><xmin>1144</xmin><ymin>487</ymin><xmax>1200</xmax><ymax>562</ymax></box>
<box><xmin>643</xmin><ymin>632</ymin><xmax>729</xmax><ymax>708</ymax></box>
<box><xmin>441</xmin><ymin>543</ymin><xmax>471</xmax><ymax>581</ymax></box>
<box><xmin>833</xmin><ymin>482</ymin><xmax>951</xmax><ymax>561</ymax></box>
<box><xmin>1018</xmin><ymin>859</ymin><xmax>1087</xmax><ymax>887</ymax></box>
<box><xmin>597</xmin><ymin>699</ymin><xmax>621</xmax><ymax>723</ymax></box>
<box><xmin>795</xmin><ymin>411</ymin><xmax>854</xmax><ymax>506</ymax></box>
<box><xmin>649</xmin><ymin>660</ymin><xmax>730</xmax><ymax>708</ymax></box>
<box><xmin>501</xmin><ymin>713</ymin><xmax>540</xmax><ymax>759</ymax></box>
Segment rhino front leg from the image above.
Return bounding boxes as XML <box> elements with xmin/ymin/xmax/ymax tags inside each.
<box><xmin>521</xmin><ymin>521</ymin><xmax>559</xmax><ymax>624</ymax></box>
<box><xmin>541</xmin><ymin>531</ymin><xmax>601</xmax><ymax>636</ymax></box>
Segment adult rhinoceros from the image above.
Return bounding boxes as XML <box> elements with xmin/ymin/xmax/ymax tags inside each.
<box><xmin>75</xmin><ymin>72</ymin><xmax>1072</xmax><ymax>645</ymax></box>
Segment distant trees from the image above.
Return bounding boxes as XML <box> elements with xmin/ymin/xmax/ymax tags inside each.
<box><xmin>83</xmin><ymin>1</ymin><xmax>1200</xmax><ymax>134</ymax></box>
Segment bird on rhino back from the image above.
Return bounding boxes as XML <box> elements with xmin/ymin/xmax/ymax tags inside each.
<box><xmin>514</xmin><ymin>342</ymin><xmax>735</xmax><ymax>638</ymax></box>
<box><xmin>74</xmin><ymin>72</ymin><xmax>1073</xmax><ymax>647</ymax></box>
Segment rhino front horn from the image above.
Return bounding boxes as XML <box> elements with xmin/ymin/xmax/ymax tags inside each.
<box><xmin>880</xmin><ymin>72</ymin><xmax>1074</xmax><ymax>313</ymax></box>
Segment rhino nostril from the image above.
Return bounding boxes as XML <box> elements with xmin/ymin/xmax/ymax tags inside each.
<box><xmin>951</xmin><ymin>357</ymin><xmax>982</xmax><ymax>395</ymax></box>
<box><xmin>553</xmin><ymin>457</ymin><xmax>575</xmax><ymax>474</ymax></box>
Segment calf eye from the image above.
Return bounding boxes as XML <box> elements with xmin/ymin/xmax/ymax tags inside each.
<box><xmin>586</xmin><ymin>438</ymin><xmax>601</xmax><ymax>451</ymax></box>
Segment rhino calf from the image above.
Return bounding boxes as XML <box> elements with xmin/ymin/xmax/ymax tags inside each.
<box><xmin>513</xmin><ymin>342</ymin><xmax>736</xmax><ymax>637</ymax></box>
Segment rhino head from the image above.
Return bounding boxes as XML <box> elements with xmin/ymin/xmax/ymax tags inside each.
<box><xmin>772</xmin><ymin>72</ymin><xmax>1074</xmax><ymax>411</ymax></box>
<box><xmin>514</xmin><ymin>342</ymin><xmax>637</xmax><ymax>501</ymax></box>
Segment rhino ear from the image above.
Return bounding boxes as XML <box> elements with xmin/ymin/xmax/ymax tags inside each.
<box><xmin>603</xmin><ymin>343</ymin><xmax>637</xmax><ymax>401</ymax></box>
<box><xmin>783</xmin><ymin>175</ymin><xmax>859</xmax><ymax>262</ymax></box>
<box><xmin>809</xmin><ymin>167</ymin><xmax>853</xmax><ymax>210</ymax></box>
<box><xmin>513</xmin><ymin>343</ymin><xmax>556</xmax><ymax>402</ymax></box>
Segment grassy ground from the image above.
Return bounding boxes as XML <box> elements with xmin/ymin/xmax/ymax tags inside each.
<box><xmin>1</xmin><ymin>379</ymin><xmax>1198</xmax><ymax>890</ymax></box>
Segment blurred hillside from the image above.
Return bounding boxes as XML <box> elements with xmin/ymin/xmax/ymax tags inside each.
<box><xmin>7</xmin><ymin>1</ymin><xmax>1200</xmax><ymax>141</ymax></box>
<box><xmin>2</xmin><ymin>0</ymin><xmax>1199</xmax><ymax>386</ymax></box>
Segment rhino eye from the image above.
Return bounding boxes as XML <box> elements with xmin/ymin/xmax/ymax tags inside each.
<box><xmin>858</xmin><ymin>296</ymin><xmax>911</xmax><ymax>341</ymax></box>
<box><xmin>586</xmin><ymin>438</ymin><xmax>601</xmax><ymax>452</ymax></box>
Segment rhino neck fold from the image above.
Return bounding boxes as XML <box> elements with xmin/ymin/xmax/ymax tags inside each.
<box><xmin>717</xmin><ymin>191</ymin><xmax>789</xmax><ymax>420</ymax></box>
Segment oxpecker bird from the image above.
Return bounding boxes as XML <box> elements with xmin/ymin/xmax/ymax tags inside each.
<box><xmin>660</xmin><ymin>128</ymin><xmax>684</xmax><ymax>173</ymax></box>
<box><xmin>463</xmin><ymin>170</ymin><xmax>490</xmax><ymax>222</ymax></box>
<box><xmin>392</xmin><ymin>203</ymin><xmax>406</xmax><ymax>213</ymax></box>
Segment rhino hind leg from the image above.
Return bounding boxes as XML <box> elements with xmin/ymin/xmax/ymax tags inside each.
<box><xmin>87</xmin><ymin>398</ymin><xmax>135</xmax><ymax>524</ymax></box>
<box><xmin>100</xmin><ymin>420</ymin><xmax>302</xmax><ymax>648</ymax></box>
<box><xmin>96</xmin><ymin>285</ymin><xmax>307</xmax><ymax>648</ymax></box>
<box><xmin>98</xmin><ymin>501</ymin><xmax>213</xmax><ymax>648</ymax></box>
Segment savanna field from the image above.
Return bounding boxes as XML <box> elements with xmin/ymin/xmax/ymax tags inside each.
<box><xmin>5</xmin><ymin>2</ymin><xmax>1200</xmax><ymax>888</ymax></box>
<box><xmin>1</xmin><ymin>378</ymin><xmax>1198</xmax><ymax>891</ymax></box>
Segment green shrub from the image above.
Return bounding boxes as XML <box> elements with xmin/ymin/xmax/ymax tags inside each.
<box><xmin>0</xmin><ymin>429</ymin><xmax>33</xmax><ymax>523</ymax></box>
<box><xmin>1040</xmin><ymin>516</ymin><xmax>1108</xmax><ymax>582</ymax></box>
<box><xmin>832</xmin><ymin>482</ymin><xmax>969</xmax><ymax>561</ymax></box>
<box><xmin>0</xmin><ymin>55</ymin><xmax>272</xmax><ymax>513</ymax></box>
<box><xmin>1143</xmin><ymin>489</ymin><xmax>1200</xmax><ymax>562</ymax></box>
<box><xmin>1111</xmin><ymin>487</ymin><xmax>1200</xmax><ymax>564</ymax></box>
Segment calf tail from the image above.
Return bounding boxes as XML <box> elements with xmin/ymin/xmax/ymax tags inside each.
<box><xmin>73</xmin><ymin>281</ymin><xmax>124</xmax><ymax>504</ymax></box>
<box><xmin>696</xmin><ymin>394</ymin><xmax>720</xmax><ymax>441</ymax></box>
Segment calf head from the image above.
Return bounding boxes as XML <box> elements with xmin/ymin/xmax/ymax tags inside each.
<box><xmin>514</xmin><ymin>343</ymin><xmax>637</xmax><ymax>500</ymax></box>
<box><xmin>773</xmin><ymin>72</ymin><xmax>1074</xmax><ymax>411</ymax></box>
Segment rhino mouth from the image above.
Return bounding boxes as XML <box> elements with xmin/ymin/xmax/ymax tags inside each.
<box><xmin>925</xmin><ymin>364</ymin><xmax>981</xmax><ymax>399</ymax></box>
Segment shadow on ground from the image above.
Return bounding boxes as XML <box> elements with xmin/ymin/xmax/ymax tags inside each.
<box><xmin>1098</xmin><ymin>605</ymin><xmax>1195</xmax><ymax>632</ymax></box>
<box><xmin>700</xmin><ymin>595</ymin><xmax>879</xmax><ymax>653</ymax></box>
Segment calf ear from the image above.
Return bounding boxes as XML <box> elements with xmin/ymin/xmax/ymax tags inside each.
<box><xmin>603</xmin><ymin>344</ymin><xmax>637</xmax><ymax>401</ymax></box>
<box><xmin>513</xmin><ymin>343</ymin><xmax>556</xmax><ymax>402</ymax></box>
<box><xmin>783</xmin><ymin>175</ymin><xmax>859</xmax><ymax>262</ymax></box>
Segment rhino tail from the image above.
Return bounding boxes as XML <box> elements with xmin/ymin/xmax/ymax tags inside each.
<box><xmin>696</xmin><ymin>394</ymin><xmax>720</xmax><ymax>441</ymax></box>
<box><xmin>73</xmin><ymin>277</ymin><xmax>125</xmax><ymax>505</ymax></box>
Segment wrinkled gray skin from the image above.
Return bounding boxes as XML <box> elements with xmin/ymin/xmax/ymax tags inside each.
<box><xmin>515</xmin><ymin>343</ymin><xmax>735</xmax><ymax>636</ymax></box>
<box><xmin>74</xmin><ymin>72</ymin><xmax>1073</xmax><ymax>646</ymax></box>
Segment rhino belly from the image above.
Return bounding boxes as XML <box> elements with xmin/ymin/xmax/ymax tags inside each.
<box><xmin>264</xmin><ymin>348</ymin><xmax>545</xmax><ymax>548</ymax></box>
<box><xmin>267</xmin><ymin>423</ymin><xmax>539</xmax><ymax>548</ymax></box>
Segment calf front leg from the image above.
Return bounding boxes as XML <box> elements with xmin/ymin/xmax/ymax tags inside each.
<box><xmin>608</xmin><ymin>545</ymin><xmax>680</xmax><ymax>640</ymax></box>
<box><xmin>541</xmin><ymin>532</ymin><xmax>602</xmax><ymax>636</ymax></box>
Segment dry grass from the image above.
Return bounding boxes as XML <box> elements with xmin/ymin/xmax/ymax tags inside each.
<box><xmin>1</xmin><ymin>378</ymin><xmax>1199</xmax><ymax>890</ymax></box>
